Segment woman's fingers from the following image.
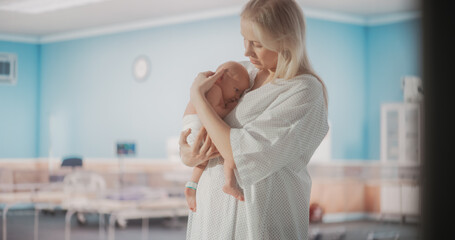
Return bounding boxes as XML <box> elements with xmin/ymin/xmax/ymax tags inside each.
<box><xmin>193</xmin><ymin>127</ymin><xmax>207</xmax><ymax>152</ymax></box>
<box><xmin>197</xmin><ymin>69</ymin><xmax>225</xmax><ymax>90</ymax></box>
<box><xmin>209</xmin><ymin>68</ymin><xmax>227</xmax><ymax>82</ymax></box>
<box><xmin>191</xmin><ymin>69</ymin><xmax>227</xmax><ymax>99</ymax></box>
<box><xmin>207</xmin><ymin>142</ymin><xmax>218</xmax><ymax>155</ymax></box>
<box><xmin>179</xmin><ymin>128</ymin><xmax>191</xmax><ymax>146</ymax></box>
<box><xmin>201</xmin><ymin>71</ymin><xmax>215</xmax><ymax>77</ymax></box>
<box><xmin>200</xmin><ymin>134</ymin><xmax>212</xmax><ymax>155</ymax></box>
<box><xmin>182</xmin><ymin>126</ymin><xmax>221</xmax><ymax>162</ymax></box>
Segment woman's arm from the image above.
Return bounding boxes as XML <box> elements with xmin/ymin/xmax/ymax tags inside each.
<box><xmin>190</xmin><ymin>70</ymin><xmax>236</xmax><ymax>165</ymax></box>
<box><xmin>229</xmin><ymin>84</ymin><xmax>329</xmax><ymax>187</ymax></box>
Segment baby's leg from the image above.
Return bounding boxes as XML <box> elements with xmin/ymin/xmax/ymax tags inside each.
<box><xmin>222</xmin><ymin>158</ymin><xmax>245</xmax><ymax>201</ymax></box>
<box><xmin>185</xmin><ymin>162</ymin><xmax>207</xmax><ymax>212</ymax></box>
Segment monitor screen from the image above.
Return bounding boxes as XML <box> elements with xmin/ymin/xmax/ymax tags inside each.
<box><xmin>116</xmin><ymin>142</ymin><xmax>136</xmax><ymax>156</ymax></box>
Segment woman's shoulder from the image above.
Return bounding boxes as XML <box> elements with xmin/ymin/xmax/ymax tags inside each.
<box><xmin>279</xmin><ymin>74</ymin><xmax>322</xmax><ymax>92</ymax></box>
<box><xmin>271</xmin><ymin>74</ymin><xmax>325</xmax><ymax>105</ymax></box>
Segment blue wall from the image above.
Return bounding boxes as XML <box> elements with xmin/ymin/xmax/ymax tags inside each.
<box><xmin>365</xmin><ymin>19</ymin><xmax>422</xmax><ymax>160</ymax></box>
<box><xmin>0</xmin><ymin>15</ymin><xmax>422</xmax><ymax>160</ymax></box>
<box><xmin>306</xmin><ymin>19</ymin><xmax>368</xmax><ymax>160</ymax></box>
<box><xmin>0</xmin><ymin>41</ymin><xmax>40</xmax><ymax>158</ymax></box>
<box><xmin>37</xmin><ymin>16</ymin><xmax>369</xmax><ymax>159</ymax></box>
<box><xmin>38</xmin><ymin>16</ymin><xmax>246</xmax><ymax>158</ymax></box>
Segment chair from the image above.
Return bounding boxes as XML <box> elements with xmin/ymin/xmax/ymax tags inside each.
<box><xmin>61</xmin><ymin>157</ymin><xmax>83</xmax><ymax>168</ymax></box>
<box><xmin>48</xmin><ymin>157</ymin><xmax>83</xmax><ymax>182</ymax></box>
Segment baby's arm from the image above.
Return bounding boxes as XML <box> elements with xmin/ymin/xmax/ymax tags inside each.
<box><xmin>189</xmin><ymin>161</ymin><xmax>208</xmax><ymax>184</ymax></box>
<box><xmin>184</xmin><ymin>158</ymin><xmax>208</xmax><ymax>212</ymax></box>
<box><xmin>182</xmin><ymin>111</ymin><xmax>210</xmax><ymax>212</ymax></box>
<box><xmin>185</xmin><ymin>162</ymin><xmax>207</xmax><ymax>212</ymax></box>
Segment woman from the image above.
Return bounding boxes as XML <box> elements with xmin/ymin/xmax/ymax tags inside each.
<box><xmin>179</xmin><ymin>0</ymin><xmax>329</xmax><ymax>239</ymax></box>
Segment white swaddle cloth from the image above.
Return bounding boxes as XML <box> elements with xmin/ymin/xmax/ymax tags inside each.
<box><xmin>182</xmin><ymin>114</ymin><xmax>202</xmax><ymax>146</ymax></box>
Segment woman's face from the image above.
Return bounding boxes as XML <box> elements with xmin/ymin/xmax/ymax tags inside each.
<box><xmin>240</xmin><ymin>18</ymin><xmax>278</xmax><ymax>71</ymax></box>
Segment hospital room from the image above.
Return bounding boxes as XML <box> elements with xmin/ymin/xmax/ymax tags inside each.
<box><xmin>1</xmin><ymin>0</ymin><xmax>439</xmax><ymax>239</ymax></box>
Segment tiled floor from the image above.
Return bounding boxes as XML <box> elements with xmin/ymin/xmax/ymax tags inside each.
<box><xmin>0</xmin><ymin>209</ymin><xmax>420</xmax><ymax>240</ymax></box>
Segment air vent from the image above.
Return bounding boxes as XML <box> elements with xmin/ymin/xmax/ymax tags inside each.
<box><xmin>0</xmin><ymin>53</ymin><xmax>17</xmax><ymax>85</ymax></box>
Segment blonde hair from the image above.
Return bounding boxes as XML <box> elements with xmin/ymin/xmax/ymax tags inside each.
<box><xmin>241</xmin><ymin>0</ymin><xmax>328</xmax><ymax>107</ymax></box>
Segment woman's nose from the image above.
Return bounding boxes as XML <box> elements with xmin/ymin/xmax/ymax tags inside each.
<box><xmin>244</xmin><ymin>44</ymin><xmax>253</xmax><ymax>57</ymax></box>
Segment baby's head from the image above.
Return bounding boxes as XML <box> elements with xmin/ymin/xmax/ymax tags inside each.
<box><xmin>215</xmin><ymin>61</ymin><xmax>250</xmax><ymax>103</ymax></box>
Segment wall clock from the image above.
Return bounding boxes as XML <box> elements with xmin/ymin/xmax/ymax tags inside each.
<box><xmin>132</xmin><ymin>55</ymin><xmax>151</xmax><ymax>82</ymax></box>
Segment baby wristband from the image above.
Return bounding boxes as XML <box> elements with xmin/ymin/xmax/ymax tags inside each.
<box><xmin>185</xmin><ymin>181</ymin><xmax>198</xmax><ymax>190</ymax></box>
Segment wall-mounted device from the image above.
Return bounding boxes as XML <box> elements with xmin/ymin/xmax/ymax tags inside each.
<box><xmin>116</xmin><ymin>141</ymin><xmax>136</xmax><ymax>156</ymax></box>
<box><xmin>401</xmin><ymin>76</ymin><xmax>423</xmax><ymax>103</ymax></box>
<box><xmin>0</xmin><ymin>53</ymin><xmax>17</xmax><ymax>85</ymax></box>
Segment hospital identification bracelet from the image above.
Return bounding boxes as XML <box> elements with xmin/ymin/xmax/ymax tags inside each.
<box><xmin>185</xmin><ymin>181</ymin><xmax>198</xmax><ymax>190</ymax></box>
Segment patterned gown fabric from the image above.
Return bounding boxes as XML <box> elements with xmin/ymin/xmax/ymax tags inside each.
<box><xmin>185</xmin><ymin>61</ymin><xmax>329</xmax><ymax>240</ymax></box>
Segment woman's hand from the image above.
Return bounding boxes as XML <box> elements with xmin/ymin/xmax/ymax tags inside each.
<box><xmin>190</xmin><ymin>69</ymin><xmax>227</xmax><ymax>103</ymax></box>
<box><xmin>179</xmin><ymin>127</ymin><xmax>221</xmax><ymax>167</ymax></box>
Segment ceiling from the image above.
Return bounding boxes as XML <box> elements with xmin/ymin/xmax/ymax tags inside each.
<box><xmin>0</xmin><ymin>0</ymin><xmax>420</xmax><ymax>37</ymax></box>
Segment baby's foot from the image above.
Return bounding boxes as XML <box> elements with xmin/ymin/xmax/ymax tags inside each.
<box><xmin>184</xmin><ymin>187</ymin><xmax>197</xmax><ymax>212</ymax></box>
<box><xmin>222</xmin><ymin>179</ymin><xmax>245</xmax><ymax>201</ymax></box>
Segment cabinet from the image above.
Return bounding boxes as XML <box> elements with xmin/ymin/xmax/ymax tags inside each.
<box><xmin>380</xmin><ymin>183</ymin><xmax>401</xmax><ymax>214</ymax></box>
<box><xmin>401</xmin><ymin>183</ymin><xmax>420</xmax><ymax>215</ymax></box>
<box><xmin>380</xmin><ymin>103</ymin><xmax>421</xmax><ymax>221</ymax></box>
<box><xmin>380</xmin><ymin>181</ymin><xmax>420</xmax><ymax>220</ymax></box>
<box><xmin>380</xmin><ymin>103</ymin><xmax>422</xmax><ymax>164</ymax></box>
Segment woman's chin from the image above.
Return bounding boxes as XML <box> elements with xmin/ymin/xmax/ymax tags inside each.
<box><xmin>251</xmin><ymin>62</ymin><xmax>263</xmax><ymax>69</ymax></box>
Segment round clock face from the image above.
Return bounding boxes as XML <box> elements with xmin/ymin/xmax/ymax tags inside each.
<box><xmin>133</xmin><ymin>56</ymin><xmax>150</xmax><ymax>82</ymax></box>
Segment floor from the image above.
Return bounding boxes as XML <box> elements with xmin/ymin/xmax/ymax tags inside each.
<box><xmin>309</xmin><ymin>220</ymin><xmax>420</xmax><ymax>240</ymax></box>
<box><xmin>0</xmin><ymin>209</ymin><xmax>421</xmax><ymax>240</ymax></box>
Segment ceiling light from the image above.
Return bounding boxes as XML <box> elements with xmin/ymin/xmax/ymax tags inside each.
<box><xmin>0</xmin><ymin>0</ymin><xmax>111</xmax><ymax>14</ymax></box>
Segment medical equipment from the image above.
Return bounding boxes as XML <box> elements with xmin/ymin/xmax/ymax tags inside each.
<box><xmin>0</xmin><ymin>53</ymin><xmax>17</xmax><ymax>84</ymax></box>
<box><xmin>401</xmin><ymin>76</ymin><xmax>423</xmax><ymax>103</ymax></box>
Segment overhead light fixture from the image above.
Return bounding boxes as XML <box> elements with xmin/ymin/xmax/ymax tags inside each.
<box><xmin>0</xmin><ymin>0</ymin><xmax>111</xmax><ymax>14</ymax></box>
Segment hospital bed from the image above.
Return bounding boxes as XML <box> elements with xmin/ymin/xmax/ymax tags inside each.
<box><xmin>62</xmin><ymin>195</ymin><xmax>187</xmax><ymax>240</ymax></box>
<box><xmin>0</xmin><ymin>167</ymin><xmax>190</xmax><ymax>240</ymax></box>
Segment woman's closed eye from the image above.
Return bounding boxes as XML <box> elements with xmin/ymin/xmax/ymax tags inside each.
<box><xmin>244</xmin><ymin>38</ymin><xmax>262</xmax><ymax>48</ymax></box>
<box><xmin>253</xmin><ymin>42</ymin><xmax>262</xmax><ymax>48</ymax></box>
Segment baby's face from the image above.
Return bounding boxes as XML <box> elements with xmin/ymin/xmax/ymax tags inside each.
<box><xmin>216</xmin><ymin>63</ymin><xmax>250</xmax><ymax>104</ymax></box>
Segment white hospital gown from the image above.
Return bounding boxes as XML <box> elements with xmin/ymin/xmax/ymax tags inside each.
<box><xmin>186</xmin><ymin>61</ymin><xmax>329</xmax><ymax>240</ymax></box>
